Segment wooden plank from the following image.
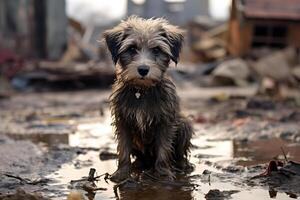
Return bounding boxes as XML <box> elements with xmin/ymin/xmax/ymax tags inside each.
<box><xmin>288</xmin><ymin>24</ymin><xmax>300</xmax><ymax>48</ymax></box>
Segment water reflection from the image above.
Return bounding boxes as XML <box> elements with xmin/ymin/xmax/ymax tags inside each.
<box><xmin>45</xmin><ymin>116</ymin><xmax>300</xmax><ymax>200</ymax></box>
<box><xmin>118</xmin><ymin>187</ymin><xmax>194</xmax><ymax>200</ymax></box>
<box><xmin>233</xmin><ymin>138</ymin><xmax>300</xmax><ymax>166</ymax></box>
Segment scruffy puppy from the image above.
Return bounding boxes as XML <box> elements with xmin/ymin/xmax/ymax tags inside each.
<box><xmin>103</xmin><ymin>16</ymin><xmax>193</xmax><ymax>182</ymax></box>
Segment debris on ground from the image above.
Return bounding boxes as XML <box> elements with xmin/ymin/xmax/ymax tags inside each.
<box><xmin>2</xmin><ymin>173</ymin><xmax>50</xmax><ymax>186</ymax></box>
<box><xmin>99</xmin><ymin>150</ymin><xmax>118</xmax><ymax>161</ymax></box>
<box><xmin>252</xmin><ymin>159</ymin><xmax>300</xmax><ymax>179</ymax></box>
<box><xmin>11</xmin><ymin>61</ymin><xmax>115</xmax><ymax>91</ymax></box>
<box><xmin>280</xmin><ymin>111</ymin><xmax>300</xmax><ymax>122</ymax></box>
<box><xmin>246</xmin><ymin>99</ymin><xmax>275</xmax><ymax>110</ymax></box>
<box><xmin>0</xmin><ymin>189</ymin><xmax>50</xmax><ymax>200</ymax></box>
<box><xmin>292</xmin><ymin>66</ymin><xmax>300</xmax><ymax>81</ymax></box>
<box><xmin>205</xmin><ymin>189</ymin><xmax>239</xmax><ymax>200</ymax></box>
<box><xmin>69</xmin><ymin>168</ymin><xmax>109</xmax><ymax>192</ymax></box>
<box><xmin>251</xmin><ymin>48</ymin><xmax>296</xmax><ymax>82</ymax></box>
<box><xmin>190</xmin><ymin>20</ymin><xmax>227</xmax><ymax>62</ymax></box>
<box><xmin>0</xmin><ymin>89</ymin><xmax>299</xmax><ymax>199</ymax></box>
<box><xmin>212</xmin><ymin>59</ymin><xmax>251</xmax><ymax>86</ymax></box>
<box><xmin>247</xmin><ymin>146</ymin><xmax>300</xmax><ymax>198</ymax></box>
<box><xmin>249</xmin><ymin>48</ymin><xmax>299</xmax><ymax>95</ymax></box>
<box><xmin>67</xmin><ymin>191</ymin><xmax>85</xmax><ymax>200</ymax></box>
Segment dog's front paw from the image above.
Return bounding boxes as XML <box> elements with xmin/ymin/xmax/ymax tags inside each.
<box><xmin>110</xmin><ymin>167</ymin><xmax>130</xmax><ymax>183</ymax></box>
<box><xmin>154</xmin><ymin>167</ymin><xmax>175</xmax><ymax>181</ymax></box>
<box><xmin>176</xmin><ymin>160</ymin><xmax>195</xmax><ymax>174</ymax></box>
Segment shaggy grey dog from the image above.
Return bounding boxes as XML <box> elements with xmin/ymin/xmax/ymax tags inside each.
<box><xmin>103</xmin><ymin>16</ymin><xmax>193</xmax><ymax>182</ymax></box>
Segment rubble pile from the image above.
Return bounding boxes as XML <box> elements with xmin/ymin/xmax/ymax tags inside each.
<box><xmin>1</xmin><ymin>14</ymin><xmax>300</xmax><ymax>97</ymax></box>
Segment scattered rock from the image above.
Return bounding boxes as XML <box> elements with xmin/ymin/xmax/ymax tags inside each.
<box><xmin>235</xmin><ymin>110</ymin><xmax>251</xmax><ymax>118</ymax></box>
<box><xmin>222</xmin><ymin>165</ymin><xmax>244</xmax><ymax>173</ymax></box>
<box><xmin>234</xmin><ymin>109</ymin><xmax>261</xmax><ymax>118</ymax></box>
<box><xmin>194</xmin><ymin>154</ymin><xmax>220</xmax><ymax>159</ymax></box>
<box><xmin>202</xmin><ymin>169</ymin><xmax>212</xmax><ymax>175</ymax></box>
<box><xmin>260</xmin><ymin>77</ymin><xmax>277</xmax><ymax>95</ymax></box>
<box><xmin>0</xmin><ymin>189</ymin><xmax>50</xmax><ymax>200</ymax></box>
<box><xmin>248</xmin><ymin>48</ymin><xmax>273</xmax><ymax>60</ymax></box>
<box><xmin>205</xmin><ymin>189</ymin><xmax>239</xmax><ymax>200</ymax></box>
<box><xmin>292</xmin><ymin>66</ymin><xmax>300</xmax><ymax>81</ymax></box>
<box><xmin>212</xmin><ymin>59</ymin><xmax>251</xmax><ymax>86</ymax></box>
<box><xmin>279</xmin><ymin>130</ymin><xmax>300</xmax><ymax>141</ymax></box>
<box><xmin>99</xmin><ymin>151</ymin><xmax>118</xmax><ymax>161</ymax></box>
<box><xmin>67</xmin><ymin>191</ymin><xmax>85</xmax><ymax>200</ymax></box>
<box><xmin>252</xmin><ymin>48</ymin><xmax>294</xmax><ymax>82</ymax></box>
<box><xmin>282</xmin><ymin>161</ymin><xmax>300</xmax><ymax>176</ymax></box>
<box><xmin>280</xmin><ymin>111</ymin><xmax>300</xmax><ymax>122</ymax></box>
<box><xmin>246</xmin><ymin>99</ymin><xmax>275</xmax><ymax>110</ymax></box>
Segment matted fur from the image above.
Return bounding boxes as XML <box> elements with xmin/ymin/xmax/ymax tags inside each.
<box><xmin>103</xmin><ymin>16</ymin><xmax>193</xmax><ymax>182</ymax></box>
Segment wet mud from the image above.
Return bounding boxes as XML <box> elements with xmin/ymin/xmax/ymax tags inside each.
<box><xmin>0</xmin><ymin>88</ymin><xmax>300</xmax><ymax>199</ymax></box>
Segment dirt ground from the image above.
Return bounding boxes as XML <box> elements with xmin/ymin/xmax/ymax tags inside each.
<box><xmin>0</xmin><ymin>86</ymin><xmax>300</xmax><ymax>200</ymax></box>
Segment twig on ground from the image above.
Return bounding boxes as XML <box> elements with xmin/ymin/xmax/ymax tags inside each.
<box><xmin>3</xmin><ymin>173</ymin><xmax>49</xmax><ymax>185</ymax></box>
<box><xmin>70</xmin><ymin>168</ymin><xmax>109</xmax><ymax>183</ymax></box>
<box><xmin>281</xmin><ymin>147</ymin><xmax>289</xmax><ymax>162</ymax></box>
<box><xmin>70</xmin><ymin>168</ymin><xmax>110</xmax><ymax>194</ymax></box>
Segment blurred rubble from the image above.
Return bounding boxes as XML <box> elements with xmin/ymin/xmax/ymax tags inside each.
<box><xmin>0</xmin><ymin>0</ymin><xmax>116</xmax><ymax>92</ymax></box>
<box><xmin>171</xmin><ymin>45</ymin><xmax>300</xmax><ymax>96</ymax></box>
<box><xmin>250</xmin><ymin>48</ymin><xmax>299</xmax><ymax>95</ymax></box>
<box><xmin>0</xmin><ymin>1</ymin><xmax>300</xmax><ymax>97</ymax></box>
<box><xmin>0</xmin><ymin>0</ymin><xmax>67</xmax><ymax>60</ymax></box>
<box><xmin>212</xmin><ymin>58</ymin><xmax>251</xmax><ymax>87</ymax></box>
<box><xmin>189</xmin><ymin>18</ymin><xmax>227</xmax><ymax>62</ymax></box>
<box><xmin>11</xmin><ymin>60</ymin><xmax>114</xmax><ymax>91</ymax></box>
<box><xmin>0</xmin><ymin>189</ymin><xmax>50</xmax><ymax>200</ymax></box>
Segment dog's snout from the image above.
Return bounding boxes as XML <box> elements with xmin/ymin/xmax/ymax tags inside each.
<box><xmin>137</xmin><ymin>65</ymin><xmax>149</xmax><ymax>77</ymax></box>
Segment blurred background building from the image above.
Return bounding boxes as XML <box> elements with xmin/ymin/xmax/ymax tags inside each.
<box><xmin>0</xmin><ymin>0</ymin><xmax>67</xmax><ymax>60</ymax></box>
<box><xmin>0</xmin><ymin>0</ymin><xmax>300</xmax><ymax>94</ymax></box>
<box><xmin>0</xmin><ymin>0</ymin><xmax>230</xmax><ymax>60</ymax></box>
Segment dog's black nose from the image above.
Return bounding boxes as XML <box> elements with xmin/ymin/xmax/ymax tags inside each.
<box><xmin>137</xmin><ymin>65</ymin><xmax>149</xmax><ymax>77</ymax></box>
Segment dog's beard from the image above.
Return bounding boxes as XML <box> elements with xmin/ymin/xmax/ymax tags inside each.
<box><xmin>129</xmin><ymin>78</ymin><xmax>157</xmax><ymax>87</ymax></box>
<box><xmin>120</xmin><ymin>74</ymin><xmax>158</xmax><ymax>87</ymax></box>
<box><xmin>116</xmin><ymin>66</ymin><xmax>162</xmax><ymax>87</ymax></box>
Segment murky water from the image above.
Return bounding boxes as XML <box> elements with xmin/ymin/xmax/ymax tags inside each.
<box><xmin>44</xmin><ymin>114</ymin><xmax>300</xmax><ymax>200</ymax></box>
<box><xmin>1</xmin><ymin>91</ymin><xmax>300</xmax><ymax>199</ymax></box>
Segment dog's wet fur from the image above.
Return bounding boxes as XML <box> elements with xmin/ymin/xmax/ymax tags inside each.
<box><xmin>103</xmin><ymin>16</ymin><xmax>193</xmax><ymax>182</ymax></box>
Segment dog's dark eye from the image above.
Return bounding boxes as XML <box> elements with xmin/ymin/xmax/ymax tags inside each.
<box><xmin>152</xmin><ymin>47</ymin><xmax>161</xmax><ymax>55</ymax></box>
<box><xmin>128</xmin><ymin>46</ymin><xmax>137</xmax><ymax>54</ymax></box>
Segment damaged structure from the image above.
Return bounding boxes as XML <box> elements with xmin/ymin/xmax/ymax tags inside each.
<box><xmin>0</xmin><ymin>0</ymin><xmax>67</xmax><ymax>60</ymax></box>
<box><xmin>228</xmin><ymin>0</ymin><xmax>300</xmax><ymax>56</ymax></box>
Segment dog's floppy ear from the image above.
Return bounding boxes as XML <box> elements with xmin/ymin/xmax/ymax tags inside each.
<box><xmin>161</xmin><ymin>25</ymin><xmax>185</xmax><ymax>65</ymax></box>
<box><xmin>103</xmin><ymin>27</ymin><xmax>124</xmax><ymax>64</ymax></box>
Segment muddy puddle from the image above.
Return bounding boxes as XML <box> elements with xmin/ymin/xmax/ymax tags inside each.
<box><xmin>45</xmin><ymin>116</ymin><xmax>300</xmax><ymax>200</ymax></box>
<box><xmin>1</xmin><ymin>90</ymin><xmax>300</xmax><ymax>199</ymax></box>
